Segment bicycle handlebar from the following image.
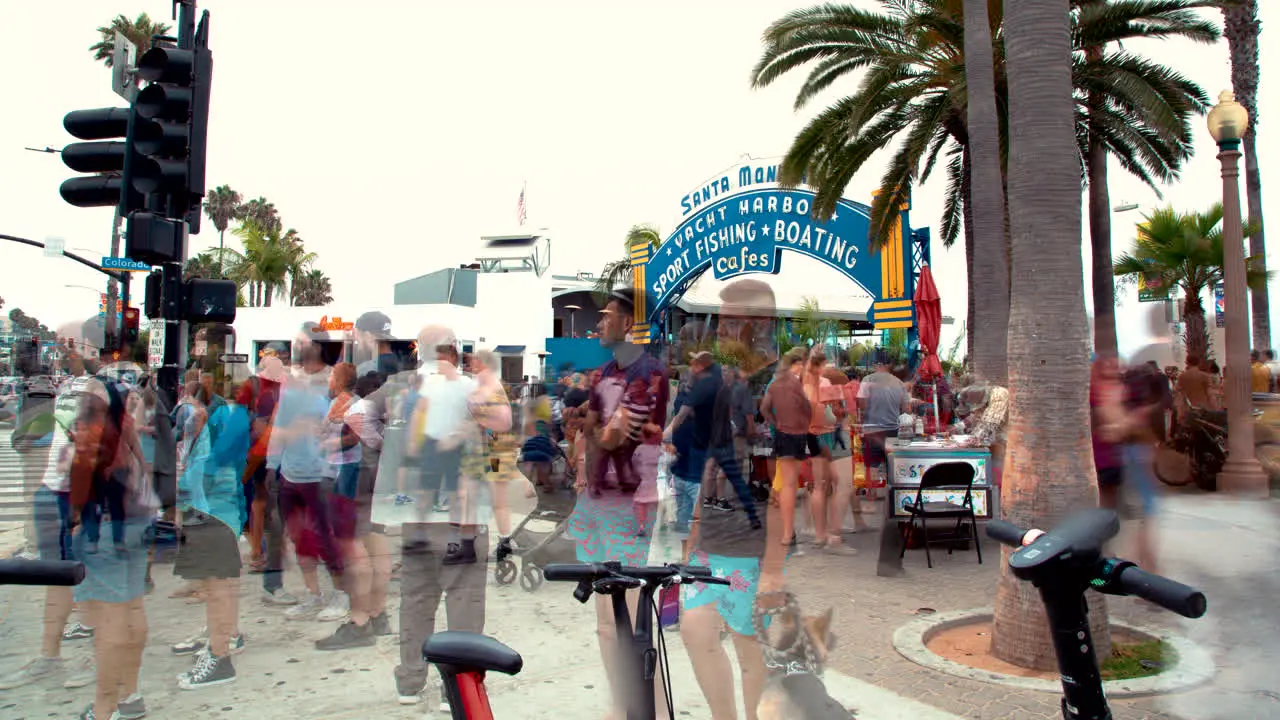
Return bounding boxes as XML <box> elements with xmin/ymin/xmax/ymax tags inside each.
<box><xmin>986</xmin><ymin>515</ymin><xmax>1206</xmax><ymax>619</ymax></box>
<box><xmin>0</xmin><ymin>560</ymin><xmax>86</xmax><ymax>587</ymax></box>
<box><xmin>545</xmin><ymin>562</ymin><xmax>730</xmax><ymax>602</ymax></box>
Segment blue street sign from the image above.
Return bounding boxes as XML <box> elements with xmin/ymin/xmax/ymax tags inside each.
<box><xmin>101</xmin><ymin>256</ymin><xmax>152</xmax><ymax>272</ymax></box>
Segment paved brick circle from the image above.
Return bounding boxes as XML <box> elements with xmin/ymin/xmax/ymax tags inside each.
<box><xmin>892</xmin><ymin>608</ymin><xmax>1215</xmax><ymax>697</ymax></box>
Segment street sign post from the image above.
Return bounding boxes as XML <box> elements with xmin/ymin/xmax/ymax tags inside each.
<box><xmin>148</xmin><ymin>320</ymin><xmax>164</xmax><ymax>369</ymax></box>
<box><xmin>218</xmin><ymin>353</ymin><xmax>248</xmax><ymax>364</ymax></box>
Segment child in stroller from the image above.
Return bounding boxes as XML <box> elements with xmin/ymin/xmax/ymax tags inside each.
<box><xmin>494</xmin><ymin>408</ymin><xmax>581</xmax><ymax>591</ymax></box>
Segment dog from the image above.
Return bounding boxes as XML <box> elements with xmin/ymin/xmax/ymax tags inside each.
<box><xmin>756</xmin><ymin>605</ymin><xmax>857</xmax><ymax>720</ymax></box>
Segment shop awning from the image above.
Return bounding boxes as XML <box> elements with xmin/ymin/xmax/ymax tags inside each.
<box><xmin>493</xmin><ymin>345</ymin><xmax>526</xmax><ymax>354</ymax></box>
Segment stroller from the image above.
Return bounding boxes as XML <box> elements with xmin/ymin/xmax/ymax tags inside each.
<box><xmin>494</xmin><ymin>440</ymin><xmax>579</xmax><ymax>591</ymax></box>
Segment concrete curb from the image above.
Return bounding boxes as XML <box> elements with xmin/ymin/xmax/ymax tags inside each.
<box><xmin>892</xmin><ymin>607</ymin><xmax>1216</xmax><ymax>698</ymax></box>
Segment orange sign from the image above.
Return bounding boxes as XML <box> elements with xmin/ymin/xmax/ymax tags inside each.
<box><xmin>317</xmin><ymin>315</ymin><xmax>354</xmax><ymax>332</ymax></box>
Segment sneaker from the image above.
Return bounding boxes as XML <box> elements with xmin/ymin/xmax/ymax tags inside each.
<box><xmin>0</xmin><ymin>656</ymin><xmax>62</xmax><ymax>690</ymax></box>
<box><xmin>439</xmin><ymin>682</ymin><xmax>452</xmax><ymax>713</ymax></box>
<box><xmin>702</xmin><ymin>496</ymin><xmax>718</xmax><ymax>509</ymax></box>
<box><xmin>432</xmin><ymin>497</ymin><xmax>451</xmax><ymax>513</ymax></box>
<box><xmin>713</xmin><ymin>498</ymin><xmax>732</xmax><ymax>512</ymax></box>
<box><xmin>283</xmin><ymin>593</ymin><xmax>325</xmax><ymax>621</ymax></box>
<box><xmin>317</xmin><ymin>591</ymin><xmax>350</xmax><ymax>622</ymax></box>
<box><xmin>262</xmin><ymin>587</ymin><xmax>300</xmax><ymax>606</ymax></box>
<box><xmin>178</xmin><ymin>653</ymin><xmax>236</xmax><ymax>690</ymax></box>
<box><xmin>394</xmin><ymin>493</ymin><xmax>414</xmax><ymax>506</ymax></box>
<box><xmin>370</xmin><ymin>611</ymin><xmax>393</xmax><ymax>636</ymax></box>
<box><xmin>116</xmin><ymin>692</ymin><xmax>148</xmax><ymax>720</ymax></box>
<box><xmin>314</xmin><ymin>620</ymin><xmax>375</xmax><ymax>650</ymax></box>
<box><xmin>77</xmin><ymin>704</ymin><xmax>96</xmax><ymax>720</ymax></box>
<box><xmin>63</xmin><ymin>656</ymin><xmax>95</xmax><ymax>689</ymax></box>
<box><xmin>63</xmin><ymin>623</ymin><xmax>95</xmax><ymax>640</ymax></box>
<box><xmin>494</xmin><ymin>536</ymin><xmax>514</xmax><ymax>561</ymax></box>
<box><xmin>442</xmin><ymin>541</ymin><xmax>476</xmax><ymax>566</ymax></box>
<box><xmin>173</xmin><ymin>629</ymin><xmax>245</xmax><ymax>656</ymax></box>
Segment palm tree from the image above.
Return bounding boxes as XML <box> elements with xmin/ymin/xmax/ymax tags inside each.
<box><xmin>203</xmin><ymin>185</ymin><xmax>242</xmax><ymax>277</ymax></box>
<box><xmin>751</xmin><ymin>1</ymin><xmax>1215</xmax><ymax>371</ymax></box>
<box><xmin>593</xmin><ymin>224</ymin><xmax>663</xmax><ymax>303</ymax></box>
<box><xmin>1114</xmin><ymin>204</ymin><xmax>1266</xmax><ymax>361</ymax></box>
<box><xmin>291</xmin><ymin>269</ymin><xmax>334</xmax><ymax>307</ymax></box>
<box><xmin>794</xmin><ymin>297</ymin><xmax>838</xmax><ymax>348</ymax></box>
<box><xmin>963</xmin><ymin>0</ymin><xmax>1010</xmax><ymax>384</ymax></box>
<box><xmin>1222</xmin><ymin>0</ymin><xmax>1268</xmax><ymax>346</ymax></box>
<box><xmin>993</xmin><ymin>0</ymin><xmax>1106</xmax><ymax>671</ymax></box>
<box><xmin>221</xmin><ymin>221</ymin><xmax>293</xmax><ymax>307</ymax></box>
<box><xmin>1081</xmin><ymin>0</ymin><xmax>1219</xmax><ymax>356</ymax></box>
<box><xmin>280</xmin><ymin>229</ymin><xmax>318</xmax><ymax>306</ymax></box>
<box><xmin>183</xmin><ymin>251</ymin><xmax>224</xmax><ymax>280</ymax></box>
<box><xmin>238</xmin><ymin>197</ymin><xmax>282</xmax><ymax>235</ymax></box>
<box><xmin>88</xmin><ymin>13</ymin><xmax>172</xmax><ymax>68</ymax></box>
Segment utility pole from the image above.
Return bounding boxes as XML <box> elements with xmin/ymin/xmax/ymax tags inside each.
<box><xmin>104</xmin><ymin>208</ymin><xmax>122</xmax><ymax>348</ymax></box>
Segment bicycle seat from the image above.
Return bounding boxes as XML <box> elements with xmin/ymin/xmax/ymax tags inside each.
<box><xmin>423</xmin><ymin>631</ymin><xmax>523</xmax><ymax>675</ymax></box>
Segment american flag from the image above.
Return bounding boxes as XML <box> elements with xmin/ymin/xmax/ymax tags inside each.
<box><xmin>516</xmin><ymin>184</ymin><xmax>527</xmax><ymax>226</ymax></box>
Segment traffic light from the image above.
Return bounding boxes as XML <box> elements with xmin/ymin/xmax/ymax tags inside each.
<box><xmin>123</xmin><ymin>306</ymin><xmax>141</xmax><ymax>345</ymax></box>
<box><xmin>144</xmin><ymin>270</ymin><xmax>162</xmax><ymax>319</ymax></box>
<box><xmin>59</xmin><ymin>107</ymin><xmax>145</xmax><ymax>212</ymax></box>
<box><xmin>131</xmin><ymin>36</ymin><xmax>212</xmax><ymax>233</ymax></box>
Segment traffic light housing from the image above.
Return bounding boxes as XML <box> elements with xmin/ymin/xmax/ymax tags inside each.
<box><xmin>123</xmin><ymin>306</ymin><xmax>141</xmax><ymax>345</ymax></box>
<box><xmin>131</xmin><ymin>38</ymin><xmax>212</xmax><ymax>234</ymax></box>
<box><xmin>144</xmin><ymin>270</ymin><xmax>162</xmax><ymax>319</ymax></box>
<box><xmin>126</xmin><ymin>212</ymin><xmax>182</xmax><ymax>266</ymax></box>
<box><xmin>59</xmin><ymin>107</ymin><xmax>145</xmax><ymax>212</ymax></box>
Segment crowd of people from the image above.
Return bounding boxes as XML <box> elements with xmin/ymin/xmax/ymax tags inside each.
<box><xmin>1</xmin><ymin>281</ymin><xmax>1110</xmax><ymax>720</ymax></box>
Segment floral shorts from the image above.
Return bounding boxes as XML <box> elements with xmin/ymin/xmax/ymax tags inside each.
<box><xmin>681</xmin><ymin>550</ymin><xmax>768</xmax><ymax>637</ymax></box>
<box><xmin>566</xmin><ymin>492</ymin><xmax>654</xmax><ymax>566</ymax></box>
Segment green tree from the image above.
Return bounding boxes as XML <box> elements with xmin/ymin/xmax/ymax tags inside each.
<box><xmin>238</xmin><ymin>197</ymin><xmax>282</xmax><ymax>234</ymax></box>
<box><xmin>1223</xmin><ymin>0</ymin><xmax>1268</xmax><ymax>346</ymax></box>
<box><xmin>794</xmin><ymin>297</ymin><xmax>838</xmax><ymax>348</ymax></box>
<box><xmin>88</xmin><ymin>13</ymin><xmax>172</xmax><ymax>68</ymax></box>
<box><xmin>593</xmin><ymin>224</ymin><xmax>663</xmax><ymax>303</ymax></box>
<box><xmin>291</xmin><ymin>268</ymin><xmax>333</xmax><ymax>307</ymax></box>
<box><xmin>280</xmin><ymin>229</ymin><xmax>318</xmax><ymax>306</ymax></box>
<box><xmin>221</xmin><ymin>220</ymin><xmax>293</xmax><ymax>307</ymax></box>
<box><xmin>203</xmin><ymin>185</ymin><xmax>243</xmax><ymax>277</ymax></box>
<box><xmin>750</xmin><ymin>0</ymin><xmax>1215</xmax><ymax>363</ymax></box>
<box><xmin>183</xmin><ymin>251</ymin><xmax>224</xmax><ymax>280</ymax></box>
<box><xmin>994</xmin><ymin>0</ymin><xmax>1102</xmax><ymax>671</ymax></box>
<box><xmin>1114</xmin><ymin>204</ymin><xmax>1266</xmax><ymax>361</ymax></box>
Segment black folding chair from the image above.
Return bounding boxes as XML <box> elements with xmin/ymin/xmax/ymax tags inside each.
<box><xmin>898</xmin><ymin>461</ymin><xmax>982</xmax><ymax>568</ymax></box>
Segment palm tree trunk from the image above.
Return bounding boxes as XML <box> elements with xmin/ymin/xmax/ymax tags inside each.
<box><xmin>993</xmin><ymin>0</ymin><xmax>1110</xmax><ymax>670</ymax></box>
<box><xmin>264</xmin><ymin>282</ymin><xmax>273</xmax><ymax>308</ymax></box>
<box><xmin>1184</xmin><ymin>289</ymin><xmax>1209</xmax><ymax>361</ymax></box>
<box><xmin>964</xmin><ymin>0</ymin><xmax>1010</xmax><ymax>385</ymax></box>
<box><xmin>217</xmin><ymin>228</ymin><xmax>225</xmax><ymax>278</ymax></box>
<box><xmin>963</xmin><ymin>147</ymin><xmax>976</xmax><ymax>365</ymax></box>
<box><xmin>1224</xmin><ymin>0</ymin><xmax>1269</xmax><ymax>349</ymax></box>
<box><xmin>1088</xmin><ymin>121</ymin><xmax>1118</xmax><ymax>356</ymax></box>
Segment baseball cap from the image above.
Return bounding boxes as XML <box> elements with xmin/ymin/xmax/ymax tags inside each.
<box><xmin>356</xmin><ymin>311</ymin><xmax>393</xmax><ymax>339</ymax></box>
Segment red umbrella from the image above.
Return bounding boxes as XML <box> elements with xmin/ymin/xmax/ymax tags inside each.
<box><xmin>915</xmin><ymin>263</ymin><xmax>943</xmax><ymax>381</ymax></box>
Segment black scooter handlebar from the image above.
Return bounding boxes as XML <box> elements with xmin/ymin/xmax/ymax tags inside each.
<box><xmin>986</xmin><ymin>520</ymin><xmax>1029</xmax><ymax>548</ymax></box>
<box><xmin>986</xmin><ymin>513</ymin><xmax>1208</xmax><ymax>619</ymax></box>
<box><xmin>0</xmin><ymin>560</ymin><xmax>85</xmax><ymax>586</ymax></box>
<box><xmin>1114</xmin><ymin>563</ymin><xmax>1207</xmax><ymax>619</ymax></box>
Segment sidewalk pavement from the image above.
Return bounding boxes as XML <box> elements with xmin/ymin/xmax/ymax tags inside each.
<box><xmin>0</xmin><ymin>484</ymin><xmax>1275</xmax><ymax>719</ymax></box>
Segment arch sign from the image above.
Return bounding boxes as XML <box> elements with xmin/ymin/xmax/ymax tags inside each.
<box><xmin>628</xmin><ymin>160</ymin><xmax>919</xmax><ymax>343</ymax></box>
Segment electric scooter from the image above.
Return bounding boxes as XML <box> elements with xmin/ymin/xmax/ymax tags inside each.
<box><xmin>987</xmin><ymin>509</ymin><xmax>1207</xmax><ymax>720</ymax></box>
<box><xmin>0</xmin><ymin>559</ymin><xmax>85</xmax><ymax>586</ymax></box>
<box><xmin>422</xmin><ymin>562</ymin><xmax>727</xmax><ymax>720</ymax></box>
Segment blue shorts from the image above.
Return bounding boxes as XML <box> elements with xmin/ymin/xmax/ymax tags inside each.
<box><xmin>681</xmin><ymin>551</ymin><xmax>767</xmax><ymax>636</ymax></box>
<box><xmin>672</xmin><ymin>476</ymin><xmax>701</xmax><ymax>537</ymax></box>
<box><xmin>334</xmin><ymin>462</ymin><xmax>361</xmax><ymax>499</ymax></box>
<box><xmin>72</xmin><ymin>519</ymin><xmax>152</xmax><ymax>604</ymax></box>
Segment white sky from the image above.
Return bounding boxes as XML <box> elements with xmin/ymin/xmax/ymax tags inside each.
<box><xmin>2</xmin><ymin>1</ymin><xmax>1277</xmax><ymax>360</ymax></box>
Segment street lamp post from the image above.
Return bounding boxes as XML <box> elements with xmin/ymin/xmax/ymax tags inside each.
<box><xmin>1208</xmin><ymin>90</ymin><xmax>1269</xmax><ymax>496</ymax></box>
<box><xmin>565</xmin><ymin>304</ymin><xmax>582</xmax><ymax>338</ymax></box>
